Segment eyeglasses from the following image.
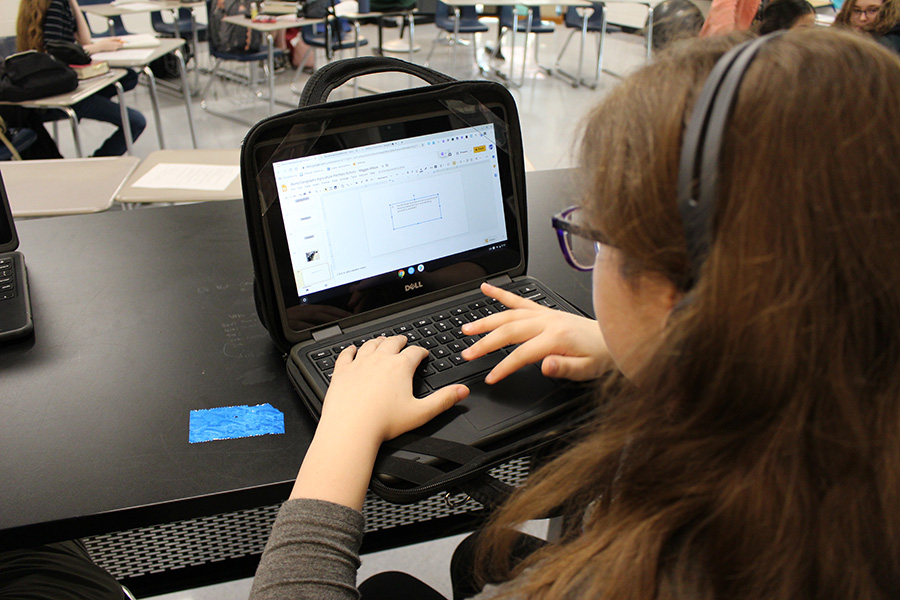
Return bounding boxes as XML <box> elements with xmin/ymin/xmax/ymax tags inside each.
<box><xmin>851</xmin><ymin>6</ymin><xmax>881</xmax><ymax>17</ymax></box>
<box><xmin>552</xmin><ymin>206</ymin><xmax>610</xmax><ymax>271</ymax></box>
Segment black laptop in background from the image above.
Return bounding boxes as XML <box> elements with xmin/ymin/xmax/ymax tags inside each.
<box><xmin>0</xmin><ymin>170</ymin><xmax>34</xmax><ymax>342</ymax></box>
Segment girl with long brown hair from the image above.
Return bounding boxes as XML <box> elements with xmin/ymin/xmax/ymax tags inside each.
<box><xmin>15</xmin><ymin>0</ymin><xmax>146</xmax><ymax>156</ymax></box>
<box><xmin>249</xmin><ymin>27</ymin><xmax>900</xmax><ymax>600</ymax></box>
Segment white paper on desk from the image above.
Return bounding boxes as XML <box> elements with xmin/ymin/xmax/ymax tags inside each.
<box><xmin>132</xmin><ymin>163</ymin><xmax>240</xmax><ymax>191</ymax></box>
<box><xmin>113</xmin><ymin>2</ymin><xmax>163</xmax><ymax>11</ymax></box>
<box><xmin>91</xmin><ymin>49</ymin><xmax>156</xmax><ymax>62</ymax></box>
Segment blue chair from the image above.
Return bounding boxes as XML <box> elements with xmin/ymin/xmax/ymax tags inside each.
<box><xmin>290</xmin><ymin>19</ymin><xmax>369</xmax><ymax>94</ymax></box>
<box><xmin>489</xmin><ymin>5</ymin><xmax>555</xmax><ymax>84</ymax></box>
<box><xmin>200</xmin><ymin>0</ymin><xmax>286</xmax><ymax>124</ymax></box>
<box><xmin>151</xmin><ymin>8</ymin><xmax>208</xmax><ymax>41</ymax></box>
<box><xmin>0</xmin><ymin>127</ymin><xmax>38</xmax><ymax>161</ymax></box>
<box><xmin>553</xmin><ymin>3</ymin><xmax>616</xmax><ymax>88</ymax></box>
<box><xmin>78</xmin><ymin>0</ymin><xmax>132</xmax><ymax>37</ymax></box>
<box><xmin>426</xmin><ymin>1</ymin><xmax>488</xmax><ymax>68</ymax></box>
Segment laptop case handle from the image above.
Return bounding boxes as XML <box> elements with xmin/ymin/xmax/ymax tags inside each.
<box><xmin>298</xmin><ymin>56</ymin><xmax>457</xmax><ymax>108</ymax></box>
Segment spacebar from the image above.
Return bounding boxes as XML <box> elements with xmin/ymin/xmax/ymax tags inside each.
<box><xmin>425</xmin><ymin>353</ymin><xmax>504</xmax><ymax>390</ymax></box>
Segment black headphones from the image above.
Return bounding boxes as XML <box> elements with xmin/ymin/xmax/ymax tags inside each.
<box><xmin>675</xmin><ymin>32</ymin><xmax>786</xmax><ymax>291</ymax></box>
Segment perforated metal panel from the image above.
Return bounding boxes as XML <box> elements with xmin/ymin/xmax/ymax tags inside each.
<box><xmin>83</xmin><ymin>457</ymin><xmax>530</xmax><ymax>582</ymax></box>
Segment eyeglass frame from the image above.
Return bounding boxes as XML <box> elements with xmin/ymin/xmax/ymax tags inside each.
<box><xmin>851</xmin><ymin>5</ymin><xmax>882</xmax><ymax>17</ymax></box>
<box><xmin>551</xmin><ymin>205</ymin><xmax>611</xmax><ymax>272</ymax></box>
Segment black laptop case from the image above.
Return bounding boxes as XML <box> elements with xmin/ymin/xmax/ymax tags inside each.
<box><xmin>240</xmin><ymin>57</ymin><xmax>592</xmax><ymax>505</ymax></box>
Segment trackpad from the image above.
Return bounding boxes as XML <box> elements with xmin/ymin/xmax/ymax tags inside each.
<box><xmin>458</xmin><ymin>364</ymin><xmax>561</xmax><ymax>432</ymax></box>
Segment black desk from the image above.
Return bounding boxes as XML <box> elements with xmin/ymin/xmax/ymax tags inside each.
<box><xmin>0</xmin><ymin>169</ymin><xmax>590</xmax><ymax>595</ymax></box>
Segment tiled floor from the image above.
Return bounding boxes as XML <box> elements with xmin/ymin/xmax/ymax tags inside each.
<box><xmin>59</xmin><ymin>15</ymin><xmax>652</xmax><ymax>600</ymax></box>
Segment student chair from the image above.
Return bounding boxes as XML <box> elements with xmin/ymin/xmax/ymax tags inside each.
<box><xmin>553</xmin><ymin>3</ymin><xmax>615</xmax><ymax>88</ymax></box>
<box><xmin>200</xmin><ymin>0</ymin><xmax>286</xmax><ymax>125</ymax></box>
<box><xmin>150</xmin><ymin>8</ymin><xmax>209</xmax><ymax>42</ymax></box>
<box><xmin>79</xmin><ymin>0</ymin><xmax>132</xmax><ymax>37</ymax></box>
<box><xmin>489</xmin><ymin>5</ymin><xmax>555</xmax><ymax>85</ymax></box>
<box><xmin>290</xmin><ymin>20</ymin><xmax>369</xmax><ymax>95</ymax></box>
<box><xmin>426</xmin><ymin>1</ymin><xmax>489</xmax><ymax>70</ymax></box>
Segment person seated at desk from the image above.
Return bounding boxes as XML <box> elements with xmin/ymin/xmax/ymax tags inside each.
<box><xmin>753</xmin><ymin>0</ymin><xmax>816</xmax><ymax>32</ymax></box>
<box><xmin>833</xmin><ymin>0</ymin><xmax>900</xmax><ymax>53</ymax></box>
<box><xmin>247</xmin><ymin>29</ymin><xmax>900</xmax><ymax>600</ymax></box>
<box><xmin>16</xmin><ymin>0</ymin><xmax>147</xmax><ymax>157</ymax></box>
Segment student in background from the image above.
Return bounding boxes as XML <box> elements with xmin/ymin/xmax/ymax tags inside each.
<box><xmin>834</xmin><ymin>0</ymin><xmax>900</xmax><ymax>52</ymax></box>
<box><xmin>699</xmin><ymin>0</ymin><xmax>761</xmax><ymax>36</ymax></box>
<box><xmin>248</xmin><ymin>28</ymin><xmax>900</xmax><ymax>600</ymax></box>
<box><xmin>754</xmin><ymin>0</ymin><xmax>816</xmax><ymax>32</ymax></box>
<box><xmin>16</xmin><ymin>0</ymin><xmax>146</xmax><ymax>156</ymax></box>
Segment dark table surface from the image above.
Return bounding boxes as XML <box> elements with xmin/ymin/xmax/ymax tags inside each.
<box><xmin>0</xmin><ymin>168</ymin><xmax>591</xmax><ymax>551</ymax></box>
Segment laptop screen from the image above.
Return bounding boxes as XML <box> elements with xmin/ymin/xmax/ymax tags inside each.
<box><xmin>272</xmin><ymin>124</ymin><xmax>509</xmax><ymax>303</ymax></box>
<box><xmin>252</xmin><ymin>94</ymin><xmax>526</xmax><ymax>341</ymax></box>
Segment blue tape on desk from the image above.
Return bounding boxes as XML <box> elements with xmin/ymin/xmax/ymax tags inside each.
<box><xmin>189</xmin><ymin>403</ymin><xmax>285</xmax><ymax>443</ymax></box>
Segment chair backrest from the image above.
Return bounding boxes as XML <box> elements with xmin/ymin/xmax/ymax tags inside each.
<box><xmin>0</xmin><ymin>36</ymin><xmax>17</xmax><ymax>59</ymax></box>
<box><xmin>564</xmin><ymin>2</ymin><xmax>606</xmax><ymax>29</ymax></box>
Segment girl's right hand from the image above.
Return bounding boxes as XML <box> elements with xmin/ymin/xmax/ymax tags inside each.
<box><xmin>86</xmin><ymin>38</ymin><xmax>124</xmax><ymax>54</ymax></box>
<box><xmin>460</xmin><ymin>282</ymin><xmax>614</xmax><ymax>384</ymax></box>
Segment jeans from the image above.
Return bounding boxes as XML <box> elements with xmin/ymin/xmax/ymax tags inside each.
<box><xmin>48</xmin><ymin>69</ymin><xmax>147</xmax><ymax>157</ymax></box>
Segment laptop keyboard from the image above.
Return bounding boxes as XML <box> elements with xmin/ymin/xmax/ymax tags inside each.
<box><xmin>306</xmin><ymin>283</ymin><xmax>560</xmax><ymax>398</ymax></box>
<box><xmin>0</xmin><ymin>256</ymin><xmax>17</xmax><ymax>302</ymax></box>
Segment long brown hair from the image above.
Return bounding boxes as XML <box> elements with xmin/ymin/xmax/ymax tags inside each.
<box><xmin>477</xmin><ymin>29</ymin><xmax>900</xmax><ymax>599</ymax></box>
<box><xmin>16</xmin><ymin>0</ymin><xmax>52</xmax><ymax>53</ymax></box>
<box><xmin>834</xmin><ymin>0</ymin><xmax>900</xmax><ymax>34</ymax></box>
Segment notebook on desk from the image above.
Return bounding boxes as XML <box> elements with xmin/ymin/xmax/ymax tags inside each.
<box><xmin>0</xmin><ymin>170</ymin><xmax>33</xmax><ymax>343</ymax></box>
<box><xmin>242</xmin><ymin>78</ymin><xmax>590</xmax><ymax>465</ymax></box>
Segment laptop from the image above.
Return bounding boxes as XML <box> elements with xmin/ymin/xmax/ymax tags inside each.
<box><xmin>0</xmin><ymin>170</ymin><xmax>34</xmax><ymax>343</ymax></box>
<box><xmin>244</xmin><ymin>83</ymin><xmax>588</xmax><ymax>462</ymax></box>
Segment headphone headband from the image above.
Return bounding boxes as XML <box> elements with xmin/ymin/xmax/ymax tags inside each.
<box><xmin>675</xmin><ymin>32</ymin><xmax>786</xmax><ymax>290</ymax></box>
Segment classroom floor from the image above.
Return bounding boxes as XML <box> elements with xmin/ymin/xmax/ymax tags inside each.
<box><xmin>64</xmin><ymin>18</ymin><xmax>652</xmax><ymax>599</ymax></box>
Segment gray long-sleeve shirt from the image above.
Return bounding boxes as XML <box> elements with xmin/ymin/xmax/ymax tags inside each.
<box><xmin>249</xmin><ymin>499</ymin><xmax>514</xmax><ymax>600</ymax></box>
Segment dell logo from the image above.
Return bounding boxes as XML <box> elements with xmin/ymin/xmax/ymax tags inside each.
<box><xmin>404</xmin><ymin>281</ymin><xmax>423</xmax><ymax>292</ymax></box>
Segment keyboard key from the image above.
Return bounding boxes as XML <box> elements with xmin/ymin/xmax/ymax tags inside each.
<box><xmin>425</xmin><ymin>352</ymin><xmax>504</xmax><ymax>389</ymax></box>
<box><xmin>468</xmin><ymin>301</ymin><xmax>487</xmax><ymax>310</ymax></box>
<box><xmin>433</xmin><ymin>359</ymin><xmax>453</xmax><ymax>371</ymax></box>
<box><xmin>435</xmin><ymin>333</ymin><xmax>453</xmax><ymax>344</ymax></box>
<box><xmin>393</xmin><ymin>324</ymin><xmax>413</xmax><ymax>334</ymax></box>
<box><xmin>332</xmin><ymin>342</ymin><xmax>354</xmax><ymax>353</ymax></box>
<box><xmin>420</xmin><ymin>338</ymin><xmax>438</xmax><ymax>349</ymax></box>
<box><xmin>448</xmin><ymin>341</ymin><xmax>466</xmax><ymax>353</ymax></box>
<box><xmin>315</xmin><ymin>357</ymin><xmax>335</xmax><ymax>371</ymax></box>
<box><xmin>413</xmin><ymin>318</ymin><xmax>432</xmax><ymax>327</ymax></box>
<box><xmin>418</xmin><ymin>326</ymin><xmax>437</xmax><ymax>337</ymax></box>
<box><xmin>309</xmin><ymin>349</ymin><xmax>331</xmax><ymax>360</ymax></box>
<box><xmin>432</xmin><ymin>347</ymin><xmax>450</xmax><ymax>359</ymax></box>
<box><xmin>435</xmin><ymin>320</ymin><xmax>452</xmax><ymax>332</ymax></box>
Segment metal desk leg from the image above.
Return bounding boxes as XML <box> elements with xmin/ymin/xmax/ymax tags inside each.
<box><xmin>174</xmin><ymin>48</ymin><xmax>198</xmax><ymax>148</ymax></box>
<box><xmin>142</xmin><ymin>65</ymin><xmax>166</xmax><ymax>149</ymax></box>
<box><xmin>114</xmin><ymin>81</ymin><xmax>134</xmax><ymax>156</ymax></box>
<box><xmin>589</xmin><ymin>7</ymin><xmax>607</xmax><ymax>87</ymax></box>
<box><xmin>267</xmin><ymin>32</ymin><xmax>275</xmax><ymax>115</ymax></box>
<box><xmin>190</xmin><ymin>8</ymin><xmax>201</xmax><ymax>90</ymax></box>
<box><xmin>575</xmin><ymin>10</ymin><xmax>588</xmax><ymax>87</ymax></box>
<box><xmin>452</xmin><ymin>7</ymin><xmax>461</xmax><ymax>71</ymax></box>
<box><xmin>63</xmin><ymin>107</ymin><xmax>83</xmax><ymax>158</ymax></box>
